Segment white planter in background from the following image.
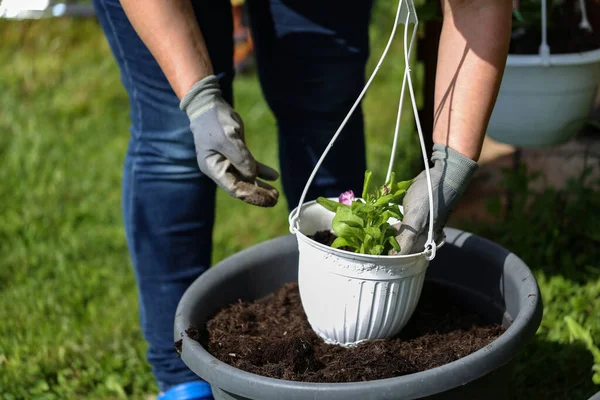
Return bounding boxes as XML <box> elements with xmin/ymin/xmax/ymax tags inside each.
<box><xmin>290</xmin><ymin>199</ymin><xmax>443</xmax><ymax>347</ymax></box>
<box><xmin>487</xmin><ymin>48</ymin><xmax>600</xmax><ymax>148</ymax></box>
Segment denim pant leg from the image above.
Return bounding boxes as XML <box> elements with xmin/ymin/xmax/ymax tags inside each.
<box><xmin>247</xmin><ymin>0</ymin><xmax>373</xmax><ymax>209</ymax></box>
<box><xmin>92</xmin><ymin>0</ymin><xmax>234</xmax><ymax>391</ymax></box>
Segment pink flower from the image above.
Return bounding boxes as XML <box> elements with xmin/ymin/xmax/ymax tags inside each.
<box><xmin>339</xmin><ymin>190</ymin><xmax>355</xmax><ymax>205</ymax></box>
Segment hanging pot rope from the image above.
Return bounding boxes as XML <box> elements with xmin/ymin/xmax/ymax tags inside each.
<box><xmin>578</xmin><ymin>0</ymin><xmax>592</xmax><ymax>32</ymax></box>
<box><xmin>540</xmin><ymin>0</ymin><xmax>551</xmax><ymax>65</ymax></box>
<box><xmin>288</xmin><ymin>0</ymin><xmax>437</xmax><ymax>260</ymax></box>
<box><xmin>537</xmin><ymin>0</ymin><xmax>592</xmax><ymax>66</ymax></box>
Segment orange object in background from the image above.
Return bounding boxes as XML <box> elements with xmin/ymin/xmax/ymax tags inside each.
<box><xmin>232</xmin><ymin>1</ymin><xmax>254</xmax><ymax>73</ymax></box>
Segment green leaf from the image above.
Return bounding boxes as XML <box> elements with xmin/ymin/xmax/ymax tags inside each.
<box><xmin>393</xmin><ymin>189</ymin><xmax>407</xmax><ymax>199</ymax></box>
<box><xmin>375</xmin><ymin>212</ymin><xmax>388</xmax><ymax>226</ymax></box>
<box><xmin>341</xmin><ymin>220</ymin><xmax>363</xmax><ymax>229</ymax></box>
<box><xmin>332</xmin><ymin>208</ymin><xmax>365</xmax><ymax>241</ymax></box>
<box><xmin>385</xmin><ymin>208</ymin><xmax>402</xmax><ymax>220</ymax></box>
<box><xmin>331</xmin><ymin>237</ymin><xmax>350</xmax><ymax>249</ymax></box>
<box><xmin>364</xmin><ymin>226</ymin><xmax>382</xmax><ymax>240</ymax></box>
<box><xmin>362</xmin><ymin>170</ymin><xmax>373</xmax><ymax>200</ymax></box>
<box><xmin>373</xmin><ymin>194</ymin><xmax>394</xmax><ymax>207</ymax></box>
<box><xmin>335</xmin><ymin>207</ymin><xmax>364</xmax><ymax>227</ymax></box>
<box><xmin>317</xmin><ymin>196</ymin><xmax>347</xmax><ymax>213</ymax></box>
<box><xmin>351</xmin><ymin>201</ymin><xmax>366</xmax><ymax>213</ymax></box>
<box><xmin>364</xmin><ymin>234</ymin><xmax>373</xmax><ymax>249</ymax></box>
<box><xmin>355</xmin><ymin>203</ymin><xmax>375</xmax><ymax>216</ymax></box>
<box><xmin>332</xmin><ymin>221</ymin><xmax>363</xmax><ymax>242</ymax></box>
<box><xmin>396</xmin><ymin>179</ymin><xmax>413</xmax><ymax>192</ymax></box>
<box><xmin>388</xmin><ymin>236</ymin><xmax>400</xmax><ymax>251</ymax></box>
<box><xmin>370</xmin><ymin>245</ymin><xmax>385</xmax><ymax>255</ymax></box>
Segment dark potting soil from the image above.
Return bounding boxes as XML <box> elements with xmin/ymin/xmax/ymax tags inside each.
<box><xmin>186</xmin><ymin>282</ymin><xmax>506</xmax><ymax>383</ymax></box>
<box><xmin>309</xmin><ymin>230</ymin><xmax>337</xmax><ymax>247</ymax></box>
<box><xmin>308</xmin><ymin>230</ymin><xmax>363</xmax><ymax>252</ymax></box>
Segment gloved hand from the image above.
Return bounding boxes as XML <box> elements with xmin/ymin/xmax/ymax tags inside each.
<box><xmin>180</xmin><ymin>75</ymin><xmax>279</xmax><ymax>207</ymax></box>
<box><xmin>396</xmin><ymin>143</ymin><xmax>478</xmax><ymax>255</ymax></box>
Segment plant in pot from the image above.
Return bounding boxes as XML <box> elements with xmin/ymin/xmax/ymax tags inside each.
<box><xmin>487</xmin><ymin>0</ymin><xmax>600</xmax><ymax>147</ymax></box>
<box><xmin>288</xmin><ymin>170</ymin><xmax>442</xmax><ymax>346</ymax></box>
<box><xmin>286</xmin><ymin>0</ymin><xmax>443</xmax><ymax>346</ymax></box>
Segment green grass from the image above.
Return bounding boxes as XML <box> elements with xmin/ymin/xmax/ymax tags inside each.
<box><xmin>0</xmin><ymin>8</ymin><xmax>599</xmax><ymax>400</ymax></box>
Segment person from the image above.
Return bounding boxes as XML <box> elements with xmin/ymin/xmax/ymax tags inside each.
<box><xmin>91</xmin><ymin>0</ymin><xmax>513</xmax><ymax>397</ymax></box>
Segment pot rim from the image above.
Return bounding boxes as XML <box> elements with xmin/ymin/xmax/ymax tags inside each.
<box><xmin>507</xmin><ymin>47</ymin><xmax>600</xmax><ymax>67</ymax></box>
<box><xmin>290</xmin><ymin>198</ymin><xmax>445</xmax><ymax>261</ymax></box>
<box><xmin>175</xmin><ymin>228</ymin><xmax>544</xmax><ymax>400</ymax></box>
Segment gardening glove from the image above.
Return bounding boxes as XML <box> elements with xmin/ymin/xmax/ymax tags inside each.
<box><xmin>180</xmin><ymin>75</ymin><xmax>279</xmax><ymax>207</ymax></box>
<box><xmin>396</xmin><ymin>143</ymin><xmax>478</xmax><ymax>255</ymax></box>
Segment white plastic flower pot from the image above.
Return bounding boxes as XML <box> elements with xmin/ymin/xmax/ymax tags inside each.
<box><xmin>290</xmin><ymin>198</ymin><xmax>443</xmax><ymax>346</ymax></box>
<box><xmin>487</xmin><ymin>49</ymin><xmax>600</xmax><ymax>147</ymax></box>
<box><xmin>487</xmin><ymin>0</ymin><xmax>600</xmax><ymax>148</ymax></box>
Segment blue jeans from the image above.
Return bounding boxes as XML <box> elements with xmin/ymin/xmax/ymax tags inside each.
<box><xmin>93</xmin><ymin>0</ymin><xmax>373</xmax><ymax>391</ymax></box>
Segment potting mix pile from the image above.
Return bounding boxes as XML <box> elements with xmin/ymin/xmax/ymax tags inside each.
<box><xmin>186</xmin><ymin>281</ymin><xmax>506</xmax><ymax>383</ymax></box>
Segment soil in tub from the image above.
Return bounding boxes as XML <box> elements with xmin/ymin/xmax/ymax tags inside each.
<box><xmin>185</xmin><ymin>280</ymin><xmax>506</xmax><ymax>383</ymax></box>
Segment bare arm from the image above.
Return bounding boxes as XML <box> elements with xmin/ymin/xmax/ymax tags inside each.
<box><xmin>118</xmin><ymin>0</ymin><xmax>280</xmax><ymax>207</ymax></box>
<box><xmin>119</xmin><ymin>0</ymin><xmax>213</xmax><ymax>98</ymax></box>
<box><xmin>433</xmin><ymin>0</ymin><xmax>513</xmax><ymax>161</ymax></box>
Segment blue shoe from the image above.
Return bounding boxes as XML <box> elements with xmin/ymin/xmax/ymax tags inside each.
<box><xmin>157</xmin><ymin>381</ymin><xmax>213</xmax><ymax>400</ymax></box>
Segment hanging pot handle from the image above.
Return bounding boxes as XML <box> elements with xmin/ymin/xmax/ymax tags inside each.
<box><xmin>535</xmin><ymin>0</ymin><xmax>592</xmax><ymax>64</ymax></box>
<box><xmin>539</xmin><ymin>0</ymin><xmax>551</xmax><ymax>65</ymax></box>
<box><xmin>578</xmin><ymin>0</ymin><xmax>593</xmax><ymax>31</ymax></box>
<box><xmin>288</xmin><ymin>0</ymin><xmax>437</xmax><ymax>260</ymax></box>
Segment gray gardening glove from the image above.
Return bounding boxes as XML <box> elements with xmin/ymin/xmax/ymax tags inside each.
<box><xmin>396</xmin><ymin>143</ymin><xmax>478</xmax><ymax>255</ymax></box>
<box><xmin>180</xmin><ymin>75</ymin><xmax>279</xmax><ymax>207</ymax></box>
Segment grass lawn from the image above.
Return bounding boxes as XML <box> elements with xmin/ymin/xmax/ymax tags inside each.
<box><xmin>1</xmin><ymin>6</ymin><xmax>599</xmax><ymax>400</ymax></box>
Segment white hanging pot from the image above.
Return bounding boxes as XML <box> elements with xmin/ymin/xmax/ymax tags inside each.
<box><xmin>289</xmin><ymin>198</ymin><xmax>444</xmax><ymax>346</ymax></box>
<box><xmin>488</xmin><ymin>49</ymin><xmax>600</xmax><ymax>147</ymax></box>
<box><xmin>487</xmin><ymin>0</ymin><xmax>600</xmax><ymax>147</ymax></box>
<box><xmin>288</xmin><ymin>0</ymin><xmax>442</xmax><ymax>346</ymax></box>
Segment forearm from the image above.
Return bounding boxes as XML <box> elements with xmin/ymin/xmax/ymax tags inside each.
<box><xmin>433</xmin><ymin>0</ymin><xmax>512</xmax><ymax>161</ymax></box>
<box><xmin>119</xmin><ymin>0</ymin><xmax>213</xmax><ymax>98</ymax></box>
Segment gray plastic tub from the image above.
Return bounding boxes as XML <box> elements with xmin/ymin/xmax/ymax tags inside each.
<box><xmin>175</xmin><ymin>228</ymin><xmax>543</xmax><ymax>400</ymax></box>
